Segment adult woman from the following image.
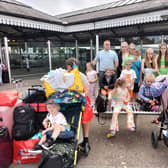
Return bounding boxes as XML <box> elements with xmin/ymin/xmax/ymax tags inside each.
<box><xmin>141</xmin><ymin>48</ymin><xmax>159</xmax><ymax>76</ymax></box>
<box><xmin>117</xmin><ymin>41</ymin><xmax>134</xmax><ymax>77</ymax></box>
<box><xmin>156</xmin><ymin>43</ymin><xmax>168</xmax><ymax>75</ymax></box>
<box><xmin>66</xmin><ymin>58</ymin><xmax>93</xmax><ymax>155</ymax></box>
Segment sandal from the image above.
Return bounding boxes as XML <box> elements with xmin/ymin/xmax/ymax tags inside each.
<box><xmin>151</xmin><ymin>119</ymin><xmax>159</xmax><ymax>124</ymax></box>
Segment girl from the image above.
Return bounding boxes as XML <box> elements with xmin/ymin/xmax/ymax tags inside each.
<box><xmin>156</xmin><ymin>43</ymin><xmax>168</xmax><ymax>75</ymax></box>
<box><xmin>107</xmin><ymin>78</ymin><xmax>135</xmax><ymax>137</ymax></box>
<box><xmin>141</xmin><ymin>48</ymin><xmax>159</xmax><ymax>76</ymax></box>
<box><xmin>131</xmin><ymin>50</ymin><xmax>142</xmax><ymax>99</ymax></box>
<box><xmin>86</xmin><ymin>62</ymin><xmax>98</xmax><ymax>106</ymax></box>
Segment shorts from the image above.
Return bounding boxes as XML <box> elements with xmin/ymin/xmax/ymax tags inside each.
<box><xmin>133</xmin><ymin>83</ymin><xmax>140</xmax><ymax>93</ymax></box>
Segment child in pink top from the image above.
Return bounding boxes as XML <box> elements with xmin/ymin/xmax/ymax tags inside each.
<box><xmin>107</xmin><ymin>78</ymin><xmax>135</xmax><ymax>137</ymax></box>
<box><xmin>86</xmin><ymin>62</ymin><xmax>98</xmax><ymax>106</ymax></box>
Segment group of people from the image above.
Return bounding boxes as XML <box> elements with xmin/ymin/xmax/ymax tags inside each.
<box><xmin>32</xmin><ymin>40</ymin><xmax>168</xmax><ymax>155</ymax></box>
<box><xmin>85</xmin><ymin>40</ymin><xmax>168</xmax><ymax>137</ymax></box>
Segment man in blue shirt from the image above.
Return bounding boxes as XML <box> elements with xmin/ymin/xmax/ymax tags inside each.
<box><xmin>92</xmin><ymin>40</ymin><xmax>118</xmax><ymax>86</ymax></box>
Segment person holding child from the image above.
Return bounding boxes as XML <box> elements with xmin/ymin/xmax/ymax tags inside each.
<box><xmin>32</xmin><ymin>101</ymin><xmax>73</xmax><ymax>151</ymax></box>
<box><xmin>120</xmin><ymin>59</ymin><xmax>136</xmax><ymax>99</ymax></box>
<box><xmin>107</xmin><ymin>78</ymin><xmax>135</xmax><ymax>137</ymax></box>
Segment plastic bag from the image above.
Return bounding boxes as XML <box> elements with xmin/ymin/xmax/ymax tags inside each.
<box><xmin>13</xmin><ymin>136</ymin><xmax>41</xmax><ymax>164</ymax></box>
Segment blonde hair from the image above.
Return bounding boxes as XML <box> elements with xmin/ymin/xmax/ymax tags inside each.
<box><xmin>144</xmin><ymin>73</ymin><xmax>155</xmax><ymax>82</ymax></box>
<box><xmin>144</xmin><ymin>48</ymin><xmax>156</xmax><ymax>68</ymax></box>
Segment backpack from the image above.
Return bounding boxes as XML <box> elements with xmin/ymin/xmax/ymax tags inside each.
<box><xmin>95</xmin><ymin>90</ymin><xmax>108</xmax><ymax>113</ymax></box>
<box><xmin>23</xmin><ymin>87</ymin><xmax>46</xmax><ymax>103</ymax></box>
<box><xmin>12</xmin><ymin>105</ymin><xmax>36</xmax><ymax>140</ymax></box>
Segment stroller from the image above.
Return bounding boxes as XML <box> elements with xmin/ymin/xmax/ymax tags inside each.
<box><xmin>151</xmin><ymin>109</ymin><xmax>168</xmax><ymax>149</ymax></box>
<box><xmin>38</xmin><ymin>90</ymin><xmax>86</xmax><ymax>168</ymax></box>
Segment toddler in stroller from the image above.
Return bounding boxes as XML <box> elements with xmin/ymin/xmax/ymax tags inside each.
<box><xmin>31</xmin><ymin>100</ymin><xmax>74</xmax><ymax>151</ymax></box>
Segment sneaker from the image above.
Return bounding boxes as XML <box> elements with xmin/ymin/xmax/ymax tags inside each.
<box><xmin>28</xmin><ymin>144</ymin><xmax>43</xmax><ymax>154</ymax></box>
<box><xmin>151</xmin><ymin>119</ymin><xmax>159</xmax><ymax>124</ymax></box>
<box><xmin>106</xmin><ymin>130</ymin><xmax>116</xmax><ymax>138</ymax></box>
<box><xmin>129</xmin><ymin>127</ymin><xmax>136</xmax><ymax>132</ymax></box>
<box><xmin>78</xmin><ymin>142</ymin><xmax>91</xmax><ymax>156</ymax></box>
<box><xmin>41</xmin><ymin>139</ymin><xmax>55</xmax><ymax>150</ymax></box>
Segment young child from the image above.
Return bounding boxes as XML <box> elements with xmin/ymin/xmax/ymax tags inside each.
<box><xmin>86</xmin><ymin>62</ymin><xmax>98</xmax><ymax>106</ymax></box>
<box><xmin>131</xmin><ymin>50</ymin><xmax>142</xmax><ymax>99</ymax></box>
<box><xmin>101</xmin><ymin>68</ymin><xmax>116</xmax><ymax>91</ymax></box>
<box><xmin>107</xmin><ymin>78</ymin><xmax>135</xmax><ymax>137</ymax></box>
<box><xmin>138</xmin><ymin>74</ymin><xmax>168</xmax><ymax>112</ymax></box>
<box><xmin>120</xmin><ymin>59</ymin><xmax>136</xmax><ymax>99</ymax></box>
<box><xmin>32</xmin><ymin>100</ymin><xmax>71</xmax><ymax>151</ymax></box>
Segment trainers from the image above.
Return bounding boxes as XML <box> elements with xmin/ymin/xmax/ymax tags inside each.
<box><xmin>151</xmin><ymin>119</ymin><xmax>159</xmax><ymax>124</ymax></box>
<box><xmin>28</xmin><ymin>144</ymin><xmax>43</xmax><ymax>154</ymax></box>
<box><xmin>41</xmin><ymin>139</ymin><xmax>55</xmax><ymax>150</ymax></box>
<box><xmin>78</xmin><ymin>142</ymin><xmax>91</xmax><ymax>156</ymax></box>
<box><xmin>129</xmin><ymin>127</ymin><xmax>136</xmax><ymax>132</ymax></box>
<box><xmin>106</xmin><ymin>130</ymin><xmax>116</xmax><ymax>138</ymax></box>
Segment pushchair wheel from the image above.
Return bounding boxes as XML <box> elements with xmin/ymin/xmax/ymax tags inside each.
<box><xmin>151</xmin><ymin>131</ymin><xmax>158</xmax><ymax>149</ymax></box>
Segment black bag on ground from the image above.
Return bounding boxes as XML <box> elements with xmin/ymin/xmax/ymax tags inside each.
<box><xmin>38</xmin><ymin>152</ymin><xmax>63</xmax><ymax>168</ymax></box>
<box><xmin>38</xmin><ymin>142</ymin><xmax>75</xmax><ymax>168</ymax></box>
<box><xmin>95</xmin><ymin>92</ymin><xmax>108</xmax><ymax>113</ymax></box>
<box><xmin>12</xmin><ymin>104</ymin><xmax>36</xmax><ymax>140</ymax></box>
<box><xmin>2</xmin><ymin>69</ymin><xmax>9</xmax><ymax>83</ymax></box>
<box><xmin>23</xmin><ymin>87</ymin><xmax>46</xmax><ymax>103</ymax></box>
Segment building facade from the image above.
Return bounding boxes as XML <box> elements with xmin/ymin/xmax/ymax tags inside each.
<box><xmin>0</xmin><ymin>0</ymin><xmax>168</xmax><ymax>79</ymax></box>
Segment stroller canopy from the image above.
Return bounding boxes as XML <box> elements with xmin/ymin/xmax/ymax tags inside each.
<box><xmin>48</xmin><ymin>90</ymin><xmax>86</xmax><ymax>106</ymax></box>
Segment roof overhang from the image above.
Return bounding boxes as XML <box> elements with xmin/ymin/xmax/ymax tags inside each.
<box><xmin>0</xmin><ymin>9</ymin><xmax>167</xmax><ymax>36</ymax></box>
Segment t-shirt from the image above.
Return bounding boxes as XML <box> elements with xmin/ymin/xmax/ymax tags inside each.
<box><xmin>86</xmin><ymin>70</ymin><xmax>97</xmax><ymax>83</ymax></box>
<box><xmin>122</xmin><ymin>54</ymin><xmax>134</xmax><ymax>67</ymax></box>
<box><xmin>95</xmin><ymin>50</ymin><xmax>118</xmax><ymax>71</ymax></box>
<box><xmin>80</xmin><ymin>72</ymin><xmax>89</xmax><ymax>86</ymax></box>
<box><xmin>131</xmin><ymin>60</ymin><xmax>141</xmax><ymax>83</ymax></box>
<box><xmin>46</xmin><ymin>112</ymin><xmax>67</xmax><ymax>126</ymax></box>
<box><xmin>120</xmin><ymin>69</ymin><xmax>137</xmax><ymax>90</ymax></box>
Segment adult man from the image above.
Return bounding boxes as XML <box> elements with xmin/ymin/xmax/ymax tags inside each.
<box><xmin>92</xmin><ymin>40</ymin><xmax>118</xmax><ymax>86</ymax></box>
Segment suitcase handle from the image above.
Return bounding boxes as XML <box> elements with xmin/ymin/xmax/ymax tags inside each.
<box><xmin>32</xmin><ymin>85</ymin><xmax>43</xmax><ymax>88</ymax></box>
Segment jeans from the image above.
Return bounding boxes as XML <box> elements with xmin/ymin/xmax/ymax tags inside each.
<box><xmin>46</xmin><ymin>130</ymin><xmax>75</xmax><ymax>139</ymax></box>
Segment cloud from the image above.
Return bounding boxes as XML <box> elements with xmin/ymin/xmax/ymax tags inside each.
<box><xmin>17</xmin><ymin>0</ymin><xmax>118</xmax><ymax>15</ymax></box>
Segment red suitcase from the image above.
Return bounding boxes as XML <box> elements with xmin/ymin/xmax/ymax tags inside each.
<box><xmin>0</xmin><ymin>127</ymin><xmax>12</xmax><ymax>168</ymax></box>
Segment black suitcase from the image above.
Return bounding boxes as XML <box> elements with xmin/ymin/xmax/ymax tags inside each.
<box><xmin>0</xmin><ymin>127</ymin><xmax>12</xmax><ymax>168</ymax></box>
<box><xmin>2</xmin><ymin>70</ymin><xmax>9</xmax><ymax>83</ymax></box>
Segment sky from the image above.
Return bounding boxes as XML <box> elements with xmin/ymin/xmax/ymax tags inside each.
<box><xmin>17</xmin><ymin>0</ymin><xmax>118</xmax><ymax>16</ymax></box>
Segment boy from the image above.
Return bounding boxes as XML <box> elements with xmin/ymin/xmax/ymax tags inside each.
<box><xmin>120</xmin><ymin>59</ymin><xmax>137</xmax><ymax>99</ymax></box>
<box><xmin>101</xmin><ymin>68</ymin><xmax>116</xmax><ymax>91</ymax></box>
<box><xmin>32</xmin><ymin>100</ymin><xmax>72</xmax><ymax>151</ymax></box>
<box><xmin>138</xmin><ymin>74</ymin><xmax>168</xmax><ymax>112</ymax></box>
